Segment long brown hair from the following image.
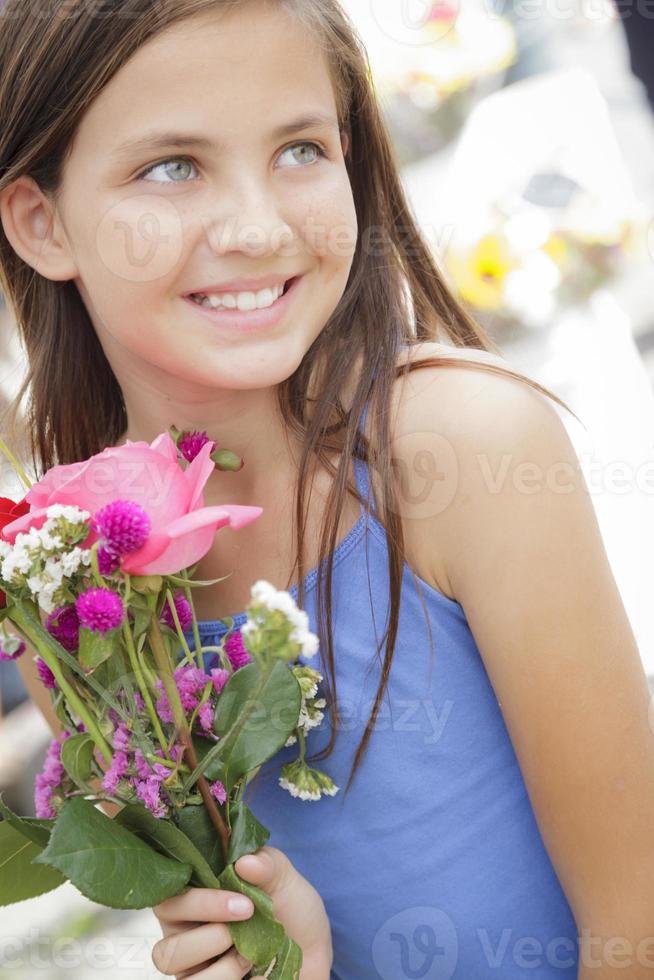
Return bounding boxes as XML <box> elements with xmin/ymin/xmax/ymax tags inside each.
<box><xmin>0</xmin><ymin>0</ymin><xmax>580</xmax><ymax>796</ymax></box>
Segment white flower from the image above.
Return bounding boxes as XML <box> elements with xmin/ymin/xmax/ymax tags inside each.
<box><xmin>60</xmin><ymin>548</ymin><xmax>87</xmax><ymax>576</ymax></box>
<box><xmin>45</xmin><ymin>504</ymin><xmax>91</xmax><ymax>524</ymax></box>
<box><xmin>279</xmin><ymin>775</ymin><xmax>321</xmax><ymax>802</ymax></box>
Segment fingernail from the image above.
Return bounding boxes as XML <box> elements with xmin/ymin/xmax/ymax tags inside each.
<box><xmin>237</xmin><ymin>952</ymin><xmax>252</xmax><ymax>968</ymax></box>
<box><xmin>229</xmin><ymin>896</ymin><xmax>253</xmax><ymax>915</ymax></box>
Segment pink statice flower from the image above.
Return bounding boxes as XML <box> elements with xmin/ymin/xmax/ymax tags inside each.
<box><xmin>211</xmin><ymin>668</ymin><xmax>230</xmax><ymax>695</ymax></box>
<box><xmin>45</xmin><ymin>605</ymin><xmax>80</xmax><ymax>652</ymax></box>
<box><xmin>210</xmin><ymin>780</ymin><xmax>227</xmax><ymax>804</ymax></box>
<box><xmin>224</xmin><ymin>629</ymin><xmax>253</xmax><ymax>671</ymax></box>
<box><xmin>101</xmin><ymin>750</ymin><xmax>129</xmax><ymax>794</ymax></box>
<box><xmin>76</xmin><ymin>587</ymin><xmax>124</xmax><ymax>635</ymax></box>
<box><xmin>155</xmin><ymin>665</ymin><xmax>213</xmax><ymax>721</ymax></box>
<box><xmin>133</xmin><ymin>776</ymin><xmax>168</xmax><ymax>819</ymax></box>
<box><xmin>198</xmin><ymin>701</ymin><xmax>214</xmax><ymax>732</ymax></box>
<box><xmin>34</xmin><ymin>732</ymin><xmax>70</xmax><ymax>818</ymax></box>
<box><xmin>160</xmin><ymin>592</ymin><xmax>193</xmax><ymax>632</ymax></box>
<box><xmin>178</xmin><ymin>430</ymin><xmax>215</xmax><ymax>463</ymax></box>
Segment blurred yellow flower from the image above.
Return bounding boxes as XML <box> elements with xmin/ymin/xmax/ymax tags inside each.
<box><xmin>446</xmin><ymin>233</ymin><xmax>518</xmax><ymax>311</ymax></box>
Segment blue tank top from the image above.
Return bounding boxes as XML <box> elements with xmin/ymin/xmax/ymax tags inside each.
<box><xmin>186</xmin><ymin>395</ymin><xmax>580</xmax><ymax>980</ymax></box>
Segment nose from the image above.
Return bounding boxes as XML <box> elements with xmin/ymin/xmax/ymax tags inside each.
<box><xmin>200</xmin><ymin>180</ymin><xmax>295</xmax><ymax>260</ymax></box>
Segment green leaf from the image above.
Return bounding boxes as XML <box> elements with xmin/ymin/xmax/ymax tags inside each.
<box><xmin>130</xmin><ymin>576</ymin><xmax>163</xmax><ymax>595</ymax></box>
<box><xmin>0</xmin><ymin>821</ymin><xmax>65</xmax><ymax>905</ymax></box>
<box><xmin>173</xmin><ymin>804</ymin><xmax>225</xmax><ymax>878</ymax></box>
<box><xmin>130</xmin><ymin>606</ymin><xmax>152</xmax><ymax>641</ymax></box>
<box><xmin>9</xmin><ymin>600</ymin><xmax>127</xmax><ymax>718</ymax></box>
<box><xmin>219</xmin><ymin>863</ymin><xmax>302</xmax><ymax>975</ymax></box>
<box><xmin>192</xmin><ymin>734</ymin><xmax>227</xmax><ymax>783</ymax></box>
<box><xmin>78</xmin><ymin>626</ymin><xmax>120</xmax><ymax>672</ymax></box>
<box><xmin>0</xmin><ymin>794</ymin><xmax>54</xmax><ymax>847</ymax></box>
<box><xmin>211</xmin><ymin>661</ymin><xmax>302</xmax><ymax>792</ymax></box>
<box><xmin>60</xmin><ymin>733</ymin><xmax>95</xmax><ymax>788</ymax></box>
<box><xmin>264</xmin><ymin>933</ymin><xmax>303</xmax><ymax>979</ymax></box>
<box><xmin>226</xmin><ymin>801</ymin><xmax>270</xmax><ymax>866</ymax></box>
<box><xmin>115</xmin><ymin>803</ymin><xmax>220</xmax><ymax>888</ymax></box>
<box><xmin>34</xmin><ymin>797</ymin><xmax>193</xmax><ymax>909</ymax></box>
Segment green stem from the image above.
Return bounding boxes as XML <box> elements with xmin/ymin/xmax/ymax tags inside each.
<box><xmin>165</xmin><ymin>587</ymin><xmax>196</xmax><ymax>667</ymax></box>
<box><xmin>122</xmin><ymin>620</ymin><xmax>169</xmax><ymax>755</ymax></box>
<box><xmin>179</xmin><ymin>571</ymin><xmax>204</xmax><ymax>672</ymax></box>
<box><xmin>0</xmin><ymin>435</ymin><xmax>32</xmax><ymax>491</ymax></box>
<box><xmin>89</xmin><ymin>542</ymin><xmax>107</xmax><ymax>588</ymax></box>
<box><xmin>147</xmin><ymin>610</ymin><xmax>231</xmax><ymax>858</ymax></box>
<box><xmin>11</xmin><ymin>620</ymin><xmax>112</xmax><ymax>764</ymax></box>
<box><xmin>188</xmin><ymin>644</ymin><xmax>233</xmax><ymax>674</ymax></box>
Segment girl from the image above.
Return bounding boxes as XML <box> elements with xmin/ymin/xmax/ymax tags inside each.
<box><xmin>1</xmin><ymin>1</ymin><xmax>653</xmax><ymax>978</ymax></box>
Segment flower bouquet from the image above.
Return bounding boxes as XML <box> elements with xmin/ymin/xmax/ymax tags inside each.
<box><xmin>0</xmin><ymin>427</ymin><xmax>336</xmax><ymax>979</ymax></box>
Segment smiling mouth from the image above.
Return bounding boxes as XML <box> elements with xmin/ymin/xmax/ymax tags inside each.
<box><xmin>187</xmin><ymin>277</ymin><xmax>296</xmax><ymax>312</ymax></box>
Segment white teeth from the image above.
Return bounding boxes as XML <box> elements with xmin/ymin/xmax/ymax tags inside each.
<box><xmin>191</xmin><ymin>282</ymin><xmax>286</xmax><ymax>311</ymax></box>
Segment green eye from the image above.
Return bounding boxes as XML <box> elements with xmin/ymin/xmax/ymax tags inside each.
<box><xmin>138</xmin><ymin>157</ymin><xmax>198</xmax><ymax>182</ymax></box>
<box><xmin>278</xmin><ymin>142</ymin><xmax>326</xmax><ymax>167</ymax></box>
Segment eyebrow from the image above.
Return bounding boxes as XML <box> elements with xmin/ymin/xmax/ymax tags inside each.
<box><xmin>111</xmin><ymin>112</ymin><xmax>341</xmax><ymax>161</ymax></box>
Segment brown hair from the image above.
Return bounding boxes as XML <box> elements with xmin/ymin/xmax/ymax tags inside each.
<box><xmin>0</xmin><ymin>0</ymin><xmax>580</xmax><ymax>797</ymax></box>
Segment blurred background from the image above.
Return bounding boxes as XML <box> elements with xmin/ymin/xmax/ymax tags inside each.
<box><xmin>2</xmin><ymin>0</ymin><xmax>654</xmax><ymax>975</ymax></box>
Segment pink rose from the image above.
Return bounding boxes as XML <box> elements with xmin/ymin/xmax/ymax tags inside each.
<box><xmin>2</xmin><ymin>433</ymin><xmax>262</xmax><ymax>576</ymax></box>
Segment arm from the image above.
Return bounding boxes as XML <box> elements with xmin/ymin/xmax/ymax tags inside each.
<box><xmin>410</xmin><ymin>365</ymin><xmax>654</xmax><ymax>977</ymax></box>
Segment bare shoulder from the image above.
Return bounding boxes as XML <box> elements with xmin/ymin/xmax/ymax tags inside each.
<box><xmin>389</xmin><ymin>341</ymin><xmax>569</xmax><ymax>601</ymax></box>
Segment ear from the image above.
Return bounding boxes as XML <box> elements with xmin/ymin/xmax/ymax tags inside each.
<box><xmin>0</xmin><ymin>175</ymin><xmax>78</xmax><ymax>281</ymax></box>
<box><xmin>340</xmin><ymin>130</ymin><xmax>350</xmax><ymax>158</ymax></box>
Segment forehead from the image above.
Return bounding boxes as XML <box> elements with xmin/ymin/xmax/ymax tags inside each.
<box><xmin>71</xmin><ymin>2</ymin><xmax>338</xmax><ymax>156</ymax></box>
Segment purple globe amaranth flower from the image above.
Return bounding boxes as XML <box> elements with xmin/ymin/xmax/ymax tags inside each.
<box><xmin>0</xmin><ymin>637</ymin><xmax>26</xmax><ymax>661</ymax></box>
<box><xmin>93</xmin><ymin>500</ymin><xmax>151</xmax><ymax>557</ymax></box>
<box><xmin>46</xmin><ymin>605</ymin><xmax>80</xmax><ymax>652</ymax></box>
<box><xmin>97</xmin><ymin>546</ymin><xmax>120</xmax><ymax>576</ymax></box>
<box><xmin>178</xmin><ymin>430</ymin><xmax>215</xmax><ymax>463</ymax></box>
<box><xmin>224</xmin><ymin>629</ymin><xmax>253</xmax><ymax>671</ymax></box>
<box><xmin>35</xmin><ymin>657</ymin><xmax>57</xmax><ymax>690</ymax></box>
<box><xmin>160</xmin><ymin>592</ymin><xmax>193</xmax><ymax>632</ymax></box>
<box><xmin>76</xmin><ymin>587</ymin><xmax>125</xmax><ymax>635</ymax></box>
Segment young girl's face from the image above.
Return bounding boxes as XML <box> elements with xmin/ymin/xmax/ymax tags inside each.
<box><xmin>52</xmin><ymin>1</ymin><xmax>357</xmax><ymax>400</ymax></box>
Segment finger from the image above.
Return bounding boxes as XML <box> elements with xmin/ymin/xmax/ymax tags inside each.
<box><xmin>151</xmin><ymin>922</ymin><xmax>233</xmax><ymax>975</ymax></box>
<box><xmin>179</xmin><ymin>945</ymin><xmax>253</xmax><ymax>979</ymax></box>
<box><xmin>153</xmin><ymin>887</ymin><xmax>254</xmax><ymax>925</ymax></box>
<box><xmin>234</xmin><ymin>846</ymin><xmax>293</xmax><ymax>895</ymax></box>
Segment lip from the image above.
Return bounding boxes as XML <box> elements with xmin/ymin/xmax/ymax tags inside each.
<box><xmin>185</xmin><ymin>274</ymin><xmax>294</xmax><ymax>296</ymax></box>
<box><xmin>182</xmin><ymin>275</ymin><xmax>303</xmax><ymax>334</ymax></box>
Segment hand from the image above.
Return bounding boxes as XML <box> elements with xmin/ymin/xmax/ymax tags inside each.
<box><xmin>151</xmin><ymin>845</ymin><xmax>333</xmax><ymax>979</ymax></box>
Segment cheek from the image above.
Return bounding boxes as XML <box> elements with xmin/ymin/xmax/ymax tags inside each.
<box><xmin>288</xmin><ymin>176</ymin><xmax>358</xmax><ymax>267</ymax></box>
<box><xmin>90</xmin><ymin>193</ymin><xmax>186</xmax><ymax>287</ymax></box>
